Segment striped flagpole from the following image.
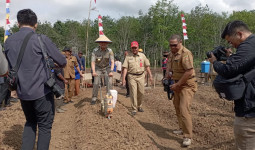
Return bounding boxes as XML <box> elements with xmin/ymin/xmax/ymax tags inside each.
<box><xmin>181</xmin><ymin>14</ymin><xmax>188</xmax><ymax>46</ymax></box>
<box><xmin>98</xmin><ymin>15</ymin><xmax>104</xmax><ymax>36</ymax></box>
<box><xmin>4</xmin><ymin>0</ymin><xmax>11</xmax><ymax>42</ymax></box>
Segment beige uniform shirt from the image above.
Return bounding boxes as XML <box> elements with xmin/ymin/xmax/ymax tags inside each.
<box><xmin>122</xmin><ymin>52</ymin><xmax>150</xmax><ymax>74</ymax></box>
<box><xmin>167</xmin><ymin>46</ymin><xmax>195</xmax><ymax>80</ymax></box>
<box><xmin>63</xmin><ymin>56</ymin><xmax>78</xmax><ymax>79</ymax></box>
<box><xmin>91</xmin><ymin>47</ymin><xmax>114</xmax><ymax>70</ymax></box>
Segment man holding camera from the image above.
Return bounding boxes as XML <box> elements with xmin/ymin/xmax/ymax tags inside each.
<box><xmin>209</xmin><ymin>20</ymin><xmax>255</xmax><ymax>150</ymax></box>
<box><xmin>4</xmin><ymin>9</ymin><xmax>66</xmax><ymax>150</ymax></box>
<box><xmin>165</xmin><ymin>34</ymin><xmax>197</xmax><ymax>147</ymax></box>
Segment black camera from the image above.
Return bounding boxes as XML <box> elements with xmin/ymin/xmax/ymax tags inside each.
<box><xmin>162</xmin><ymin>78</ymin><xmax>174</xmax><ymax>100</ymax></box>
<box><xmin>45</xmin><ymin>77</ymin><xmax>64</xmax><ymax>98</ymax></box>
<box><xmin>206</xmin><ymin>46</ymin><xmax>227</xmax><ymax>61</ymax></box>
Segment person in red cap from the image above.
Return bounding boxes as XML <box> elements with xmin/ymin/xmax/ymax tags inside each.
<box><xmin>122</xmin><ymin>41</ymin><xmax>153</xmax><ymax>116</ymax></box>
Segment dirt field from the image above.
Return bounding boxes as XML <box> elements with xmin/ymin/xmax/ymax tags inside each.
<box><xmin>0</xmin><ymin>80</ymin><xmax>236</xmax><ymax>150</ymax></box>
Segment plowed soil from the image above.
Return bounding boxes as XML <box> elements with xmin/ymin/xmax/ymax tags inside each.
<box><xmin>0</xmin><ymin>83</ymin><xmax>235</xmax><ymax>150</ymax></box>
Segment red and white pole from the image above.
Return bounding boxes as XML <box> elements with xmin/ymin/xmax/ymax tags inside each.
<box><xmin>181</xmin><ymin>14</ymin><xmax>188</xmax><ymax>40</ymax></box>
<box><xmin>98</xmin><ymin>15</ymin><xmax>104</xmax><ymax>36</ymax></box>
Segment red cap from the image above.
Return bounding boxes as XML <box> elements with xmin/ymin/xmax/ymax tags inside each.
<box><xmin>131</xmin><ymin>41</ymin><xmax>139</xmax><ymax>48</ymax></box>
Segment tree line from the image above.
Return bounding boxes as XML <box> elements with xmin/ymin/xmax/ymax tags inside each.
<box><xmin>1</xmin><ymin>0</ymin><xmax>255</xmax><ymax>67</ymax></box>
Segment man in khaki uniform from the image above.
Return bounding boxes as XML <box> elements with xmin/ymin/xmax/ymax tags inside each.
<box><xmin>63</xmin><ymin>47</ymin><xmax>82</xmax><ymax>103</ymax></box>
<box><xmin>122</xmin><ymin>41</ymin><xmax>153</xmax><ymax>116</ymax></box>
<box><xmin>165</xmin><ymin>35</ymin><xmax>197</xmax><ymax>147</ymax></box>
<box><xmin>91</xmin><ymin>35</ymin><xmax>114</xmax><ymax>105</ymax></box>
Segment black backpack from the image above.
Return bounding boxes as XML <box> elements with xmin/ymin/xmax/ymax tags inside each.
<box><xmin>213</xmin><ymin>69</ymin><xmax>255</xmax><ymax>100</ymax></box>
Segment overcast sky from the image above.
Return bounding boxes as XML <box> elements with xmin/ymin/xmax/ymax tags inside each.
<box><xmin>0</xmin><ymin>0</ymin><xmax>255</xmax><ymax>27</ymax></box>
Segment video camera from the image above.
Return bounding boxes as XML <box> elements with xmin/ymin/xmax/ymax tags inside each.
<box><xmin>206</xmin><ymin>46</ymin><xmax>227</xmax><ymax>61</ymax></box>
<box><xmin>45</xmin><ymin>77</ymin><xmax>64</xmax><ymax>98</ymax></box>
<box><xmin>162</xmin><ymin>78</ymin><xmax>174</xmax><ymax>100</ymax></box>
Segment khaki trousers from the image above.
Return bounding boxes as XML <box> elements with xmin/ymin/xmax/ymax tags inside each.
<box><xmin>64</xmin><ymin>78</ymin><xmax>75</xmax><ymax>102</ymax></box>
<box><xmin>234</xmin><ymin>117</ymin><xmax>255</xmax><ymax>150</ymax></box>
<box><xmin>75</xmin><ymin>79</ymin><xmax>80</xmax><ymax>96</ymax></box>
<box><xmin>92</xmin><ymin>68</ymin><xmax>112</xmax><ymax>98</ymax></box>
<box><xmin>128</xmin><ymin>74</ymin><xmax>145</xmax><ymax>112</ymax></box>
<box><xmin>173</xmin><ymin>78</ymin><xmax>197</xmax><ymax>138</ymax></box>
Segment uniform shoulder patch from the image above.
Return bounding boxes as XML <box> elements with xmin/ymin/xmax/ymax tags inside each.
<box><xmin>93</xmin><ymin>47</ymin><xmax>99</xmax><ymax>52</ymax></box>
<box><xmin>138</xmin><ymin>52</ymin><xmax>146</xmax><ymax>57</ymax></box>
<box><xmin>107</xmin><ymin>48</ymin><xmax>113</xmax><ymax>52</ymax></box>
<box><xmin>182</xmin><ymin>47</ymin><xmax>192</xmax><ymax>54</ymax></box>
<box><xmin>71</xmin><ymin>56</ymin><xmax>77</xmax><ymax>61</ymax></box>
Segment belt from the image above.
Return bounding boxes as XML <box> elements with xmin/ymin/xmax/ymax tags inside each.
<box><xmin>174</xmin><ymin>76</ymin><xmax>196</xmax><ymax>83</ymax></box>
<box><xmin>128</xmin><ymin>72</ymin><xmax>144</xmax><ymax>76</ymax></box>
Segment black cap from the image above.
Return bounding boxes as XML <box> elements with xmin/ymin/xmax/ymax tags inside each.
<box><xmin>62</xmin><ymin>47</ymin><xmax>71</xmax><ymax>52</ymax></box>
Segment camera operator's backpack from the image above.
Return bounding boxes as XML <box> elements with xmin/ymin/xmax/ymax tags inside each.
<box><xmin>7</xmin><ymin>32</ymin><xmax>34</xmax><ymax>91</ymax></box>
<box><xmin>213</xmin><ymin>69</ymin><xmax>255</xmax><ymax>100</ymax></box>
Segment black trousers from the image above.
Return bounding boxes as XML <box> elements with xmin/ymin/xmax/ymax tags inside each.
<box><xmin>163</xmin><ymin>70</ymin><xmax>166</xmax><ymax>77</ymax></box>
<box><xmin>20</xmin><ymin>92</ymin><xmax>55</xmax><ymax>150</ymax></box>
<box><xmin>0</xmin><ymin>82</ymin><xmax>11</xmax><ymax>106</ymax></box>
<box><xmin>126</xmin><ymin>74</ymin><xmax>129</xmax><ymax>95</ymax></box>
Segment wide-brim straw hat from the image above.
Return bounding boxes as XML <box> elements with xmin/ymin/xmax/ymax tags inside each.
<box><xmin>95</xmin><ymin>35</ymin><xmax>112</xmax><ymax>43</ymax></box>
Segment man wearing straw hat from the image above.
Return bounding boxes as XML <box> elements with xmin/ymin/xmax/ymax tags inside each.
<box><xmin>91</xmin><ymin>35</ymin><xmax>114</xmax><ymax>105</ymax></box>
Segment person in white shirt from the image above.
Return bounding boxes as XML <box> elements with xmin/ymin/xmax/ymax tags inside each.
<box><xmin>115</xmin><ymin>57</ymin><xmax>122</xmax><ymax>73</ymax></box>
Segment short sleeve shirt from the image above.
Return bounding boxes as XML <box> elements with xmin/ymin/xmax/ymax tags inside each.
<box><xmin>167</xmin><ymin>46</ymin><xmax>195</xmax><ymax>80</ymax></box>
<box><xmin>122</xmin><ymin>52</ymin><xmax>150</xmax><ymax>74</ymax></box>
<box><xmin>91</xmin><ymin>47</ymin><xmax>114</xmax><ymax>69</ymax></box>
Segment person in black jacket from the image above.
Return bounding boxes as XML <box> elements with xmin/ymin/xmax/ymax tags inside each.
<box><xmin>209</xmin><ymin>20</ymin><xmax>255</xmax><ymax>150</ymax></box>
<box><xmin>4</xmin><ymin>9</ymin><xmax>66</xmax><ymax>150</ymax></box>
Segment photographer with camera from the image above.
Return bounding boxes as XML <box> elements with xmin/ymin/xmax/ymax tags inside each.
<box><xmin>165</xmin><ymin>34</ymin><xmax>197</xmax><ymax>147</ymax></box>
<box><xmin>4</xmin><ymin>9</ymin><xmax>66</xmax><ymax>150</ymax></box>
<box><xmin>208</xmin><ymin>20</ymin><xmax>255</xmax><ymax>150</ymax></box>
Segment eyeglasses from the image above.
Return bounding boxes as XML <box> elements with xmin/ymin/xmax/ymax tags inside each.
<box><xmin>169</xmin><ymin>44</ymin><xmax>178</xmax><ymax>47</ymax></box>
